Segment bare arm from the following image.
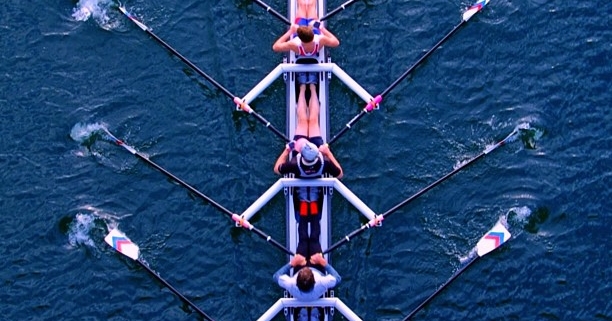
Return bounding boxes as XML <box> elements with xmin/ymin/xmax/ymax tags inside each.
<box><xmin>273</xmin><ymin>148</ymin><xmax>290</xmax><ymax>175</ymax></box>
<box><xmin>319</xmin><ymin>144</ymin><xmax>343</xmax><ymax>179</ymax></box>
<box><xmin>319</xmin><ymin>26</ymin><xmax>339</xmax><ymax>48</ymax></box>
<box><xmin>311</xmin><ymin>253</ymin><xmax>341</xmax><ymax>284</ymax></box>
<box><xmin>273</xmin><ymin>25</ymin><xmax>298</xmax><ymax>52</ymax></box>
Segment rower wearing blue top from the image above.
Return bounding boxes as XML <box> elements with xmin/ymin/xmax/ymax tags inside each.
<box><xmin>273</xmin><ymin>206</ymin><xmax>341</xmax><ymax>318</ymax></box>
<box><xmin>273</xmin><ymin>239</ymin><xmax>341</xmax><ymax>302</ymax></box>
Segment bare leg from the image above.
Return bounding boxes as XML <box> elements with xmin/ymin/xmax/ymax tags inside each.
<box><xmin>295</xmin><ymin>84</ymin><xmax>309</xmax><ymax>137</ymax></box>
<box><xmin>296</xmin><ymin>0</ymin><xmax>317</xmax><ymax>19</ymax></box>
<box><xmin>307</xmin><ymin>83</ymin><xmax>321</xmax><ymax>137</ymax></box>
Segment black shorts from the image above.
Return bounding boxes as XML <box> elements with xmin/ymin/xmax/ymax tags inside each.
<box><xmin>293</xmin><ymin>135</ymin><xmax>324</xmax><ymax>147</ymax></box>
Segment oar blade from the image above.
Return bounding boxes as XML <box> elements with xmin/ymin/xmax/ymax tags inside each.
<box><xmin>105</xmin><ymin>228</ymin><xmax>140</xmax><ymax>260</ymax></box>
<box><xmin>476</xmin><ymin>221</ymin><xmax>511</xmax><ymax>257</ymax></box>
<box><xmin>463</xmin><ymin>0</ymin><xmax>490</xmax><ymax>22</ymax></box>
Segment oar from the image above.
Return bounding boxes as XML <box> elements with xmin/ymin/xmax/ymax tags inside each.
<box><xmin>104</xmin><ymin>228</ymin><xmax>216</xmax><ymax>321</ymax></box>
<box><xmin>319</xmin><ymin>0</ymin><xmax>362</xmax><ymax>22</ymax></box>
<box><xmin>250</xmin><ymin>0</ymin><xmax>359</xmax><ymax>24</ymax></box>
<box><xmin>328</xmin><ymin>0</ymin><xmax>492</xmax><ymax>144</ymax></box>
<box><xmin>102</xmin><ymin>128</ymin><xmax>294</xmax><ymax>256</ymax></box>
<box><xmin>251</xmin><ymin>0</ymin><xmax>291</xmax><ymax>25</ymax></box>
<box><xmin>117</xmin><ymin>6</ymin><xmax>232</xmax><ymax>98</ymax></box>
<box><xmin>324</xmin><ymin>127</ymin><xmax>520</xmax><ymax>254</ymax></box>
<box><xmin>117</xmin><ymin>5</ymin><xmax>290</xmax><ymax>142</ymax></box>
<box><xmin>402</xmin><ymin>221</ymin><xmax>512</xmax><ymax>320</ymax></box>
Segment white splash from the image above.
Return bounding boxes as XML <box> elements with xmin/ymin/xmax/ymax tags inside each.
<box><xmin>516</xmin><ymin>122</ymin><xmax>530</xmax><ymax>131</ymax></box>
<box><xmin>78</xmin><ymin>205</ymin><xmax>130</xmax><ymax>228</ymax></box>
<box><xmin>67</xmin><ymin>213</ymin><xmax>98</xmax><ymax>248</ymax></box>
<box><xmin>505</xmin><ymin>206</ymin><xmax>532</xmax><ymax>224</ymax></box>
<box><xmin>72</xmin><ymin>0</ymin><xmax>116</xmax><ymax>29</ymax></box>
<box><xmin>459</xmin><ymin>248</ymin><xmax>477</xmax><ymax>264</ymax></box>
<box><xmin>70</xmin><ymin>122</ymin><xmax>107</xmax><ymax>143</ymax></box>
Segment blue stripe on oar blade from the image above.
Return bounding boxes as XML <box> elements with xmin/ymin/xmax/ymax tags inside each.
<box><xmin>104</xmin><ymin>228</ymin><xmax>140</xmax><ymax>260</ymax></box>
<box><xmin>476</xmin><ymin>222</ymin><xmax>511</xmax><ymax>257</ymax></box>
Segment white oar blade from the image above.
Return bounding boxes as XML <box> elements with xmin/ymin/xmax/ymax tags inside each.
<box><xmin>463</xmin><ymin>0</ymin><xmax>490</xmax><ymax>21</ymax></box>
<box><xmin>476</xmin><ymin>222</ymin><xmax>511</xmax><ymax>257</ymax></box>
<box><xmin>104</xmin><ymin>228</ymin><xmax>140</xmax><ymax>260</ymax></box>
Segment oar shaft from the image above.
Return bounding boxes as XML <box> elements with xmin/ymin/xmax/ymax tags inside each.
<box><xmin>328</xmin><ymin>110</ymin><xmax>367</xmax><ymax>145</ymax></box>
<box><xmin>381</xmin><ymin>129</ymin><xmax>518</xmax><ymax>219</ymax></box>
<box><xmin>324</xmin><ymin>129</ymin><xmax>519</xmax><ymax>254</ymax></box>
<box><xmin>104</xmin><ymin>130</ymin><xmax>295</xmax><ymax>255</ymax></box>
<box><xmin>324</xmin><ymin>224</ymin><xmax>368</xmax><ymax>254</ymax></box>
<box><xmin>324</xmin><ymin>151</ymin><xmax>484</xmax><ymax>254</ymax></box>
<box><xmin>132</xmin><ymin>153</ymin><xmax>292</xmax><ymax>255</ymax></box>
<box><xmin>250</xmin><ymin>111</ymin><xmax>291</xmax><ymax>142</ymax></box>
<box><xmin>380</xmin><ymin>21</ymin><xmax>465</xmax><ymax>98</ymax></box>
<box><xmin>250</xmin><ymin>226</ymin><xmax>295</xmax><ymax>255</ymax></box>
<box><xmin>119</xmin><ymin>6</ymin><xmax>235</xmax><ymax>99</ymax></box>
<box><xmin>137</xmin><ymin>259</ymin><xmax>216</xmax><ymax>321</ymax></box>
<box><xmin>251</xmin><ymin>0</ymin><xmax>291</xmax><ymax>25</ymax></box>
<box><xmin>402</xmin><ymin>257</ymin><xmax>479</xmax><ymax>320</ymax></box>
<box><xmin>126</xmin><ymin>151</ymin><xmax>234</xmax><ymax>217</ymax></box>
<box><xmin>320</xmin><ymin>0</ymin><xmax>361</xmax><ymax>21</ymax></box>
<box><xmin>328</xmin><ymin>21</ymin><xmax>467</xmax><ymax>146</ymax></box>
<box><xmin>119</xmin><ymin>6</ymin><xmax>289</xmax><ymax>143</ymax></box>
<box><xmin>146</xmin><ymin>31</ymin><xmax>235</xmax><ymax>98</ymax></box>
<box><xmin>381</xmin><ymin>150</ymin><xmax>485</xmax><ymax>218</ymax></box>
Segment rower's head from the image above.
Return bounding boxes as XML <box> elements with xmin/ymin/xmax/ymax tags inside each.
<box><xmin>296</xmin><ymin>267</ymin><xmax>315</xmax><ymax>292</ymax></box>
<box><xmin>299</xmin><ymin>141</ymin><xmax>319</xmax><ymax>166</ymax></box>
<box><xmin>296</xmin><ymin>26</ymin><xmax>315</xmax><ymax>44</ymax></box>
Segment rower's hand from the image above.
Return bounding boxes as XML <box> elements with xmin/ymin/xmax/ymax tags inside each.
<box><xmin>310</xmin><ymin>253</ymin><xmax>327</xmax><ymax>267</ymax></box>
<box><xmin>318</xmin><ymin>144</ymin><xmax>330</xmax><ymax>156</ymax></box>
<box><xmin>286</xmin><ymin>140</ymin><xmax>296</xmax><ymax>152</ymax></box>
<box><xmin>290</xmin><ymin>23</ymin><xmax>298</xmax><ymax>33</ymax></box>
<box><xmin>291</xmin><ymin>254</ymin><xmax>307</xmax><ymax>267</ymax></box>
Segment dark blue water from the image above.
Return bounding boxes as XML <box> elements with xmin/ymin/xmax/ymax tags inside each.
<box><xmin>1</xmin><ymin>0</ymin><xmax>610</xmax><ymax>320</ymax></box>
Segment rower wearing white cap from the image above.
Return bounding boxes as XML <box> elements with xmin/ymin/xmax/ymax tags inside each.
<box><xmin>274</xmin><ymin>83</ymin><xmax>343</xmax><ymax>181</ymax></box>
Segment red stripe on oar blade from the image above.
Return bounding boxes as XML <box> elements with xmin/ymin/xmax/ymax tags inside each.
<box><xmin>463</xmin><ymin>0</ymin><xmax>490</xmax><ymax>21</ymax></box>
<box><xmin>104</xmin><ymin>229</ymin><xmax>140</xmax><ymax>260</ymax></box>
<box><xmin>476</xmin><ymin>222</ymin><xmax>511</xmax><ymax>257</ymax></box>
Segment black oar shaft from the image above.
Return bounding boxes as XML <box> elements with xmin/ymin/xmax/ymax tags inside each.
<box><xmin>329</xmin><ymin>21</ymin><xmax>466</xmax><ymax>146</ymax></box>
<box><xmin>132</xmin><ymin>152</ymin><xmax>232</xmax><ymax>216</ymax></box>
<box><xmin>144</xmin><ymin>30</ymin><xmax>235</xmax><ymax>99</ymax></box>
<box><xmin>251</xmin><ymin>0</ymin><xmax>291</xmax><ymax>25</ymax></box>
<box><xmin>118</xmin><ymin>6</ymin><xmax>233</xmax><ymax>98</ymax></box>
<box><xmin>104</xmin><ymin>130</ymin><xmax>294</xmax><ymax>255</ymax></box>
<box><xmin>382</xmin><ymin>129</ymin><xmax>517</xmax><ymax>219</ymax></box>
<box><xmin>324</xmin><ymin>225</ymin><xmax>368</xmax><ymax>254</ymax></box>
<box><xmin>402</xmin><ymin>257</ymin><xmax>479</xmax><ymax>320</ymax></box>
<box><xmin>382</xmin><ymin>151</ymin><xmax>485</xmax><ymax>218</ymax></box>
<box><xmin>324</xmin><ymin>151</ymin><xmax>484</xmax><ymax>254</ymax></box>
<box><xmin>320</xmin><ymin>0</ymin><xmax>362</xmax><ymax>21</ymax></box>
<box><xmin>380</xmin><ymin>21</ymin><xmax>465</xmax><ymax>98</ymax></box>
<box><xmin>137</xmin><ymin>259</ymin><xmax>216</xmax><ymax>321</ymax></box>
<box><xmin>119</xmin><ymin>7</ymin><xmax>288</xmax><ymax>143</ymax></box>
<box><xmin>328</xmin><ymin>110</ymin><xmax>367</xmax><ymax>145</ymax></box>
<box><xmin>324</xmin><ymin>129</ymin><xmax>519</xmax><ymax>254</ymax></box>
<box><xmin>251</xmin><ymin>227</ymin><xmax>294</xmax><ymax>256</ymax></box>
<box><xmin>250</xmin><ymin>111</ymin><xmax>291</xmax><ymax>142</ymax></box>
<box><xmin>131</xmin><ymin>151</ymin><xmax>294</xmax><ymax>255</ymax></box>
